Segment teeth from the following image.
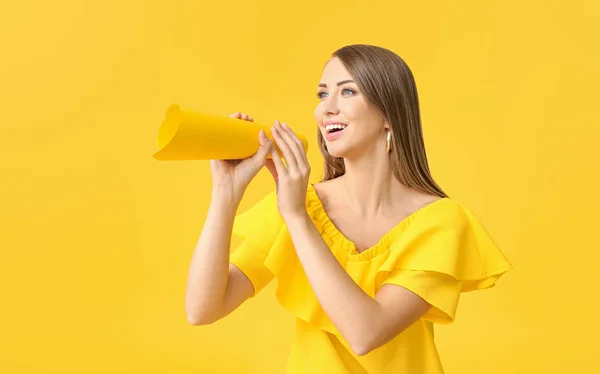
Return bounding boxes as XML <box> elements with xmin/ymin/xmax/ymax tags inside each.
<box><xmin>325</xmin><ymin>124</ymin><xmax>347</xmax><ymax>131</ymax></box>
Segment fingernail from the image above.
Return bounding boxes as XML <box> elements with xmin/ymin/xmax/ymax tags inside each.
<box><xmin>282</xmin><ymin>122</ymin><xmax>288</xmax><ymax>128</ymax></box>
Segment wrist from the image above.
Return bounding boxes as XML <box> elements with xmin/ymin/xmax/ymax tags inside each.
<box><xmin>211</xmin><ymin>188</ymin><xmax>242</xmax><ymax>212</ymax></box>
<box><xmin>283</xmin><ymin>211</ymin><xmax>312</xmax><ymax>227</ymax></box>
<box><xmin>212</xmin><ymin>183</ymin><xmax>242</xmax><ymax>201</ymax></box>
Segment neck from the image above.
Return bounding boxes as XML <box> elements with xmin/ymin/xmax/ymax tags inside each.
<box><xmin>339</xmin><ymin>149</ymin><xmax>410</xmax><ymax>218</ymax></box>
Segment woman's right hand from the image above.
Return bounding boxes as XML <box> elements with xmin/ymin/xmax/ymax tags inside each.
<box><xmin>210</xmin><ymin>112</ymin><xmax>274</xmax><ymax>202</ymax></box>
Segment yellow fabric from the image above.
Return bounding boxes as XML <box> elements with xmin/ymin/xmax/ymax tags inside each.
<box><xmin>230</xmin><ymin>184</ymin><xmax>512</xmax><ymax>373</ymax></box>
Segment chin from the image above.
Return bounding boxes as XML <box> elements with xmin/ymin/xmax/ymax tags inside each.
<box><xmin>321</xmin><ymin>128</ymin><xmax>357</xmax><ymax>159</ymax></box>
<box><xmin>325</xmin><ymin>143</ymin><xmax>351</xmax><ymax>158</ymax></box>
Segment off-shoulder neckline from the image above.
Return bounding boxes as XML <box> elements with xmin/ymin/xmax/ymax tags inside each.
<box><xmin>306</xmin><ymin>183</ymin><xmax>452</xmax><ymax>260</ymax></box>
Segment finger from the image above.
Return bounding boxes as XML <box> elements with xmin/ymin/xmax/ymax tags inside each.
<box><xmin>271</xmin><ymin>121</ymin><xmax>298</xmax><ymax>173</ymax></box>
<box><xmin>265</xmin><ymin>159</ymin><xmax>278</xmax><ymax>184</ymax></box>
<box><xmin>253</xmin><ymin>130</ymin><xmax>272</xmax><ymax>159</ymax></box>
<box><xmin>269</xmin><ymin>142</ymin><xmax>287</xmax><ymax>179</ymax></box>
<box><xmin>228</xmin><ymin>112</ymin><xmax>241</xmax><ymax>118</ymax></box>
<box><xmin>284</xmin><ymin>122</ymin><xmax>305</xmax><ymax>149</ymax></box>
<box><xmin>244</xmin><ymin>130</ymin><xmax>271</xmax><ymax>170</ymax></box>
<box><xmin>274</xmin><ymin>121</ymin><xmax>302</xmax><ymax>172</ymax></box>
<box><xmin>281</xmin><ymin>122</ymin><xmax>309</xmax><ymax>168</ymax></box>
<box><xmin>241</xmin><ymin>113</ymin><xmax>249</xmax><ymax>120</ymax></box>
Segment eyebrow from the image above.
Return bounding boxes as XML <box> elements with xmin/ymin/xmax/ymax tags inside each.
<box><xmin>318</xmin><ymin>80</ymin><xmax>355</xmax><ymax>88</ymax></box>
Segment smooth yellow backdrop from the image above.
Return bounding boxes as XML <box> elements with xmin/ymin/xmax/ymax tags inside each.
<box><xmin>1</xmin><ymin>1</ymin><xmax>598</xmax><ymax>373</ymax></box>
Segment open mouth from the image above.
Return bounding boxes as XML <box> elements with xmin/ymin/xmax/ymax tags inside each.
<box><xmin>325</xmin><ymin>124</ymin><xmax>348</xmax><ymax>134</ymax></box>
<box><xmin>324</xmin><ymin>123</ymin><xmax>348</xmax><ymax>140</ymax></box>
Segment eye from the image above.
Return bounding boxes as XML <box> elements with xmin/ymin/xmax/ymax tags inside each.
<box><xmin>316</xmin><ymin>88</ymin><xmax>356</xmax><ymax>99</ymax></box>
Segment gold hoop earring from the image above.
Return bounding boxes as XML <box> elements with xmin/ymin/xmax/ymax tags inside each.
<box><xmin>386</xmin><ymin>130</ymin><xmax>392</xmax><ymax>153</ymax></box>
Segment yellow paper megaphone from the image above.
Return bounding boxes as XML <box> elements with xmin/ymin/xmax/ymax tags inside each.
<box><xmin>152</xmin><ymin>104</ymin><xmax>309</xmax><ymax>160</ymax></box>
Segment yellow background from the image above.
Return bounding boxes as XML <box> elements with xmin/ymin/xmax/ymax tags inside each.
<box><xmin>1</xmin><ymin>0</ymin><xmax>599</xmax><ymax>373</ymax></box>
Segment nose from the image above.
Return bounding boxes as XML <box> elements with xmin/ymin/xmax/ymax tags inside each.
<box><xmin>321</xmin><ymin>97</ymin><xmax>340</xmax><ymax>116</ymax></box>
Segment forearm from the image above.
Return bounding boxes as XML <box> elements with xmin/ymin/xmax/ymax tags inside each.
<box><xmin>285</xmin><ymin>214</ymin><xmax>383</xmax><ymax>353</ymax></box>
<box><xmin>185</xmin><ymin>190</ymin><xmax>240</xmax><ymax>324</ymax></box>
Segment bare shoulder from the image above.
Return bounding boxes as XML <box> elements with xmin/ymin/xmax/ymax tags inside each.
<box><xmin>311</xmin><ymin>178</ymin><xmax>342</xmax><ymax>205</ymax></box>
<box><xmin>403</xmin><ymin>189</ymin><xmax>448</xmax><ymax>215</ymax></box>
<box><xmin>412</xmin><ymin>190</ymin><xmax>446</xmax><ymax>206</ymax></box>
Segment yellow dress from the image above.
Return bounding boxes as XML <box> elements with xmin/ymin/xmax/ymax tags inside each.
<box><xmin>230</xmin><ymin>184</ymin><xmax>512</xmax><ymax>374</ymax></box>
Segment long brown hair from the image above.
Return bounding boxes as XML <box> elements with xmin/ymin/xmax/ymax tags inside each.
<box><xmin>317</xmin><ymin>44</ymin><xmax>448</xmax><ymax>198</ymax></box>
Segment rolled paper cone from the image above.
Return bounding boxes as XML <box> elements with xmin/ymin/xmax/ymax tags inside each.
<box><xmin>152</xmin><ymin>104</ymin><xmax>309</xmax><ymax>160</ymax></box>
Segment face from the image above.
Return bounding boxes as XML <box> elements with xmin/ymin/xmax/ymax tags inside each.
<box><xmin>314</xmin><ymin>57</ymin><xmax>388</xmax><ymax>159</ymax></box>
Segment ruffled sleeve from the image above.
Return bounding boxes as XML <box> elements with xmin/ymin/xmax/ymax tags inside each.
<box><xmin>230</xmin><ymin>190</ymin><xmax>284</xmax><ymax>298</ymax></box>
<box><xmin>376</xmin><ymin>200</ymin><xmax>512</xmax><ymax>324</ymax></box>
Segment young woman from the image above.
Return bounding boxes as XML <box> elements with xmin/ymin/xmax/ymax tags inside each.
<box><xmin>185</xmin><ymin>44</ymin><xmax>512</xmax><ymax>373</ymax></box>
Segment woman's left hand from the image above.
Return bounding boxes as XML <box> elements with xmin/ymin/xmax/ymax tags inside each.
<box><xmin>267</xmin><ymin>120</ymin><xmax>311</xmax><ymax>221</ymax></box>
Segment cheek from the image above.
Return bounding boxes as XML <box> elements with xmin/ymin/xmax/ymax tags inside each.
<box><xmin>314</xmin><ymin>107</ymin><xmax>324</xmax><ymax>130</ymax></box>
<box><xmin>339</xmin><ymin>100</ymin><xmax>361</xmax><ymax>121</ymax></box>
<box><xmin>349</xmin><ymin>102</ymin><xmax>380</xmax><ymax>126</ymax></box>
